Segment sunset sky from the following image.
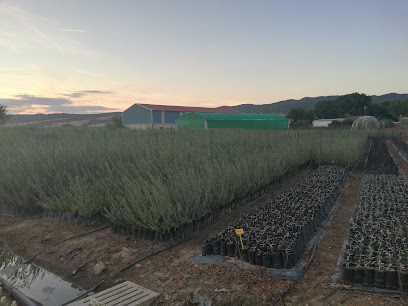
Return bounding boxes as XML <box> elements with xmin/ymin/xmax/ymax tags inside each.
<box><xmin>1</xmin><ymin>0</ymin><xmax>407</xmax><ymax>114</ymax></box>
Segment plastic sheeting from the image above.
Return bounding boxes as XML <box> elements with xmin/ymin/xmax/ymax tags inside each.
<box><xmin>351</xmin><ymin>116</ymin><xmax>380</xmax><ymax>130</ymax></box>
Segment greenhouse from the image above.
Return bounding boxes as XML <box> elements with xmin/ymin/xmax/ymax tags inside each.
<box><xmin>176</xmin><ymin>112</ymin><xmax>289</xmax><ymax>130</ymax></box>
<box><xmin>351</xmin><ymin>116</ymin><xmax>380</xmax><ymax>130</ymax></box>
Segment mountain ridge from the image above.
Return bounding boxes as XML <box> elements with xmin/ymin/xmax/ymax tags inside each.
<box><xmin>5</xmin><ymin>93</ymin><xmax>408</xmax><ymax>127</ymax></box>
<box><xmin>223</xmin><ymin>93</ymin><xmax>408</xmax><ymax>114</ymax></box>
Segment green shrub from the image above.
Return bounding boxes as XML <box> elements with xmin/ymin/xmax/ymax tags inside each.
<box><xmin>0</xmin><ymin>128</ymin><xmax>368</xmax><ymax>230</ymax></box>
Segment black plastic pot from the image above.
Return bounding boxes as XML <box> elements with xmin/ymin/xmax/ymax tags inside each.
<box><xmin>220</xmin><ymin>240</ymin><xmax>227</xmax><ymax>256</ymax></box>
<box><xmin>127</xmin><ymin>227</ymin><xmax>133</xmax><ymax>238</ymax></box>
<box><xmin>234</xmin><ymin>243</ymin><xmax>242</xmax><ymax>259</ymax></box>
<box><xmin>154</xmin><ymin>231</ymin><xmax>161</xmax><ymax>243</ymax></box>
<box><xmin>226</xmin><ymin>241</ymin><xmax>235</xmax><ymax>257</ymax></box>
<box><xmin>401</xmin><ymin>272</ymin><xmax>408</xmax><ymax>291</ymax></box>
<box><xmin>160</xmin><ymin>232</ymin><xmax>166</xmax><ymax>243</ymax></box>
<box><xmin>131</xmin><ymin>228</ymin><xmax>138</xmax><ymax>240</ymax></box>
<box><xmin>137</xmin><ymin>228</ymin><xmax>144</xmax><ymax>241</ymax></box>
<box><xmin>212</xmin><ymin>239</ymin><xmax>220</xmax><ymax>255</ymax></box>
<box><xmin>272</xmin><ymin>252</ymin><xmax>282</xmax><ymax>269</ymax></box>
<box><xmin>202</xmin><ymin>241</ymin><xmax>212</xmax><ymax>256</ymax></box>
<box><xmin>341</xmin><ymin>266</ymin><xmax>353</xmax><ymax>284</ymax></box>
<box><xmin>142</xmin><ymin>229</ymin><xmax>149</xmax><ymax>241</ymax></box>
<box><xmin>374</xmin><ymin>269</ymin><xmax>386</xmax><ymax>288</ymax></box>
<box><xmin>149</xmin><ymin>230</ymin><xmax>156</xmax><ymax>241</ymax></box>
<box><xmin>262</xmin><ymin>253</ymin><xmax>273</xmax><ymax>268</ymax></box>
<box><xmin>362</xmin><ymin>268</ymin><xmax>374</xmax><ymax>286</ymax></box>
<box><xmin>385</xmin><ymin>270</ymin><xmax>397</xmax><ymax>290</ymax></box>
<box><xmin>255</xmin><ymin>251</ymin><xmax>263</xmax><ymax>266</ymax></box>
<box><xmin>248</xmin><ymin>248</ymin><xmax>256</xmax><ymax>265</ymax></box>
<box><xmin>241</xmin><ymin>246</ymin><xmax>249</xmax><ymax>262</ymax></box>
<box><xmin>166</xmin><ymin>232</ymin><xmax>174</xmax><ymax>244</ymax></box>
<box><xmin>286</xmin><ymin>253</ymin><xmax>296</xmax><ymax>268</ymax></box>
<box><xmin>353</xmin><ymin>268</ymin><xmax>363</xmax><ymax>284</ymax></box>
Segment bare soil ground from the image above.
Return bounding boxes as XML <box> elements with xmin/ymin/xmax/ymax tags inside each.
<box><xmin>1</xmin><ymin>143</ymin><xmax>408</xmax><ymax>306</ymax></box>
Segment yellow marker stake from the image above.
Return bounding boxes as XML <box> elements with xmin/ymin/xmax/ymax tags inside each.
<box><xmin>235</xmin><ymin>228</ymin><xmax>244</xmax><ymax>249</ymax></box>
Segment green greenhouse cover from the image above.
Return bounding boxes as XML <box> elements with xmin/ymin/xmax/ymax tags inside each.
<box><xmin>177</xmin><ymin>112</ymin><xmax>289</xmax><ymax>130</ymax></box>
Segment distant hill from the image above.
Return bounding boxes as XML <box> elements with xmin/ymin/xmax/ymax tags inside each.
<box><xmin>224</xmin><ymin>93</ymin><xmax>408</xmax><ymax>115</ymax></box>
<box><xmin>6</xmin><ymin>112</ymin><xmax>121</xmax><ymax>127</ymax></box>
<box><xmin>5</xmin><ymin>93</ymin><xmax>408</xmax><ymax>126</ymax></box>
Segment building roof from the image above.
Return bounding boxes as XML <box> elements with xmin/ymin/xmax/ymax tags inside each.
<box><xmin>345</xmin><ymin>115</ymin><xmax>360</xmax><ymax>121</ymax></box>
<box><xmin>312</xmin><ymin>118</ymin><xmax>346</xmax><ymax>122</ymax></box>
<box><xmin>192</xmin><ymin>112</ymin><xmax>288</xmax><ymax>121</ymax></box>
<box><xmin>137</xmin><ymin>104</ymin><xmax>238</xmax><ymax>113</ymax></box>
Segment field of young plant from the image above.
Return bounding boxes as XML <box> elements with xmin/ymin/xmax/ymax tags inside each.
<box><xmin>203</xmin><ymin>165</ymin><xmax>348</xmax><ymax>269</ymax></box>
<box><xmin>341</xmin><ymin>139</ymin><xmax>408</xmax><ymax>290</ymax></box>
<box><xmin>0</xmin><ymin>128</ymin><xmax>369</xmax><ymax>235</ymax></box>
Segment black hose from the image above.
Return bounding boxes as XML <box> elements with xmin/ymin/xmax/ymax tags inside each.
<box><xmin>60</xmin><ymin>282</ymin><xmax>102</xmax><ymax>306</ymax></box>
<box><xmin>0</xmin><ymin>276</ymin><xmax>37</xmax><ymax>306</ymax></box>
<box><xmin>120</xmin><ymin>229</ymin><xmax>205</xmax><ymax>272</ymax></box>
<box><xmin>24</xmin><ymin>224</ymin><xmax>111</xmax><ymax>264</ymax></box>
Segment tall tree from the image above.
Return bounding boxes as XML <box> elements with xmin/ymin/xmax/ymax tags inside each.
<box><xmin>287</xmin><ymin>107</ymin><xmax>315</xmax><ymax>122</ymax></box>
<box><xmin>314</xmin><ymin>93</ymin><xmax>372</xmax><ymax>119</ymax></box>
<box><xmin>287</xmin><ymin>107</ymin><xmax>306</xmax><ymax>121</ymax></box>
<box><xmin>314</xmin><ymin>100</ymin><xmax>340</xmax><ymax>119</ymax></box>
<box><xmin>0</xmin><ymin>104</ymin><xmax>8</xmax><ymax>125</ymax></box>
<box><xmin>369</xmin><ymin>102</ymin><xmax>394</xmax><ymax>119</ymax></box>
<box><xmin>336</xmin><ymin>93</ymin><xmax>371</xmax><ymax>116</ymax></box>
<box><xmin>387</xmin><ymin>100</ymin><xmax>408</xmax><ymax>118</ymax></box>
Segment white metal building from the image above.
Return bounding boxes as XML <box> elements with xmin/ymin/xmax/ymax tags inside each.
<box><xmin>312</xmin><ymin>118</ymin><xmax>346</xmax><ymax>128</ymax></box>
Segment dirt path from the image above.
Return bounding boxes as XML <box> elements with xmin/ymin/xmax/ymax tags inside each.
<box><xmin>0</xmin><ymin>168</ymin><xmax>311</xmax><ymax>306</ymax></box>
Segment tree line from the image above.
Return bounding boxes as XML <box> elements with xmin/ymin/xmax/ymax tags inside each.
<box><xmin>0</xmin><ymin>104</ymin><xmax>8</xmax><ymax>125</ymax></box>
<box><xmin>287</xmin><ymin>93</ymin><xmax>408</xmax><ymax>127</ymax></box>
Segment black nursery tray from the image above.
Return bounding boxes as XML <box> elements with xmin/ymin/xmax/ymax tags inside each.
<box><xmin>334</xmin><ymin>139</ymin><xmax>408</xmax><ymax>292</ymax></box>
<box><xmin>200</xmin><ymin>166</ymin><xmax>349</xmax><ymax>273</ymax></box>
<box><xmin>193</xmin><ymin>187</ymin><xmax>344</xmax><ymax>282</ymax></box>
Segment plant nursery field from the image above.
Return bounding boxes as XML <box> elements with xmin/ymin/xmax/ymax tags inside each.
<box><xmin>0</xmin><ymin>128</ymin><xmax>369</xmax><ymax>235</ymax></box>
<box><xmin>340</xmin><ymin>138</ymin><xmax>408</xmax><ymax>290</ymax></box>
<box><xmin>1</xmin><ymin>130</ymin><xmax>408</xmax><ymax>305</ymax></box>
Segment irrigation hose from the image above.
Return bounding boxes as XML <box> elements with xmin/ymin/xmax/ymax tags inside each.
<box><xmin>0</xmin><ymin>276</ymin><xmax>37</xmax><ymax>306</ymax></box>
<box><xmin>60</xmin><ymin>282</ymin><xmax>103</xmax><ymax>306</ymax></box>
<box><xmin>24</xmin><ymin>224</ymin><xmax>111</xmax><ymax>264</ymax></box>
<box><xmin>119</xmin><ymin>225</ymin><xmax>211</xmax><ymax>273</ymax></box>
